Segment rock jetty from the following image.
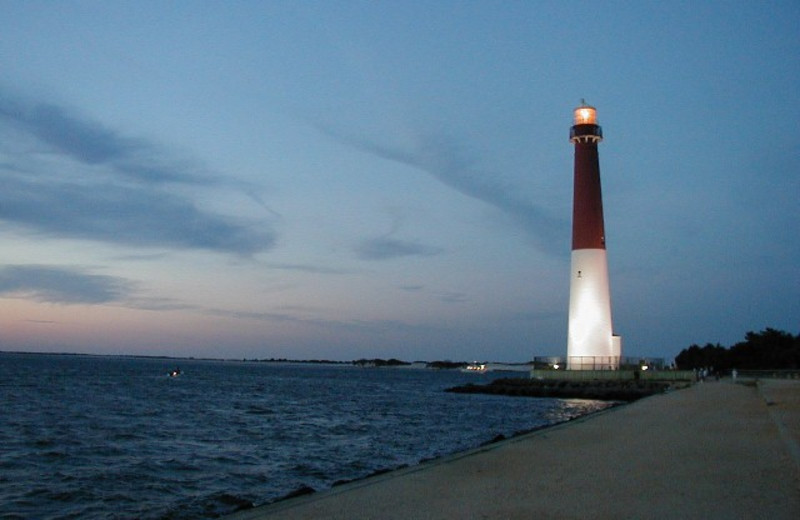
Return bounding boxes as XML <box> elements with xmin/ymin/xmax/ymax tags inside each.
<box><xmin>446</xmin><ymin>377</ymin><xmax>678</xmax><ymax>401</ymax></box>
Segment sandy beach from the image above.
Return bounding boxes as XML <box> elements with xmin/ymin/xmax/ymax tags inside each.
<box><xmin>229</xmin><ymin>379</ymin><xmax>800</xmax><ymax>520</ymax></box>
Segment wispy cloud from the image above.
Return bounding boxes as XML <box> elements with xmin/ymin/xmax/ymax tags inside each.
<box><xmin>0</xmin><ymin>265</ymin><xmax>134</xmax><ymax>304</ymax></box>
<box><xmin>440</xmin><ymin>291</ymin><xmax>468</xmax><ymax>303</ymax></box>
<box><xmin>0</xmin><ymin>88</ymin><xmax>276</xmax><ymax>255</ymax></box>
<box><xmin>1</xmin><ymin>174</ymin><xmax>273</xmax><ymax>254</ymax></box>
<box><xmin>0</xmin><ymin>95</ymin><xmax>205</xmax><ymax>185</ymax></box>
<box><xmin>0</xmin><ymin>265</ymin><xmax>312</xmax><ymax>323</ymax></box>
<box><xmin>266</xmin><ymin>262</ymin><xmax>353</xmax><ymax>274</ymax></box>
<box><xmin>0</xmin><ymin>263</ymin><xmax>457</xmax><ymax>344</ymax></box>
<box><xmin>355</xmin><ymin>236</ymin><xmax>443</xmax><ymax>261</ymax></box>
<box><xmin>320</xmin><ymin>126</ymin><xmax>567</xmax><ymax>255</ymax></box>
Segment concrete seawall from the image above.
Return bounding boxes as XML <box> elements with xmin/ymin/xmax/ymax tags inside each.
<box><xmin>529</xmin><ymin>369</ymin><xmax>695</xmax><ymax>381</ymax></box>
<box><xmin>229</xmin><ymin>380</ymin><xmax>800</xmax><ymax>520</ymax></box>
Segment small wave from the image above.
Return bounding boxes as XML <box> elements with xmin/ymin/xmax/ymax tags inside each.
<box><xmin>32</xmin><ymin>449</ymin><xmax>69</xmax><ymax>461</ymax></box>
<box><xmin>159</xmin><ymin>458</ymin><xmax>202</xmax><ymax>472</ymax></box>
<box><xmin>111</xmin><ymin>431</ymin><xmax>145</xmax><ymax>442</ymax></box>
<box><xmin>33</xmin><ymin>438</ymin><xmax>54</xmax><ymax>448</ymax></box>
<box><xmin>245</xmin><ymin>405</ymin><xmax>275</xmax><ymax>415</ymax></box>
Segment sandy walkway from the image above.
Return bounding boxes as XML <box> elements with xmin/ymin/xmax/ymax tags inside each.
<box><xmin>230</xmin><ymin>380</ymin><xmax>800</xmax><ymax>520</ymax></box>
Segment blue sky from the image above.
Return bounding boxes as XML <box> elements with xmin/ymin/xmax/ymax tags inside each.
<box><xmin>0</xmin><ymin>1</ymin><xmax>797</xmax><ymax>362</ymax></box>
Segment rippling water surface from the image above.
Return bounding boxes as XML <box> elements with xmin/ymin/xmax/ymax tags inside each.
<box><xmin>0</xmin><ymin>353</ymin><xmax>612</xmax><ymax>519</ymax></box>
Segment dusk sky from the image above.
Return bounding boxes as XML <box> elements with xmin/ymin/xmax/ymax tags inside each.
<box><xmin>1</xmin><ymin>1</ymin><xmax>797</xmax><ymax>362</ymax></box>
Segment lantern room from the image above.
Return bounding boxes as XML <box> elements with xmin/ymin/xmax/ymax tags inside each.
<box><xmin>573</xmin><ymin>104</ymin><xmax>598</xmax><ymax>126</ymax></box>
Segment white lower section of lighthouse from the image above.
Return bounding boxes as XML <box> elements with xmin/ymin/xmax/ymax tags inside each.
<box><xmin>567</xmin><ymin>249</ymin><xmax>619</xmax><ymax>370</ymax></box>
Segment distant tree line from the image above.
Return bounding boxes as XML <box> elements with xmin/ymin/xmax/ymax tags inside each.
<box><xmin>426</xmin><ymin>360</ymin><xmax>468</xmax><ymax>370</ymax></box>
<box><xmin>353</xmin><ymin>358</ymin><xmax>410</xmax><ymax>367</ymax></box>
<box><xmin>255</xmin><ymin>358</ymin><xmax>348</xmax><ymax>364</ymax></box>
<box><xmin>352</xmin><ymin>359</ymin><xmax>470</xmax><ymax>369</ymax></box>
<box><xmin>675</xmin><ymin>328</ymin><xmax>799</xmax><ymax>370</ymax></box>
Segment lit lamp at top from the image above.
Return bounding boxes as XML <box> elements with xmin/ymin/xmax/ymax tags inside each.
<box><xmin>573</xmin><ymin>105</ymin><xmax>597</xmax><ymax>126</ymax></box>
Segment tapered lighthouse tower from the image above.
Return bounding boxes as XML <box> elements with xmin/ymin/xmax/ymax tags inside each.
<box><xmin>567</xmin><ymin>103</ymin><xmax>620</xmax><ymax>370</ymax></box>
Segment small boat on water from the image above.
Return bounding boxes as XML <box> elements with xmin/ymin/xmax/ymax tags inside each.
<box><xmin>461</xmin><ymin>363</ymin><xmax>488</xmax><ymax>373</ymax></box>
<box><xmin>169</xmin><ymin>368</ymin><xmax>182</xmax><ymax>377</ymax></box>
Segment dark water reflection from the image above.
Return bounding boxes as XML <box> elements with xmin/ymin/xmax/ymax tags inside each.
<box><xmin>0</xmin><ymin>353</ymin><xmax>611</xmax><ymax>519</ymax></box>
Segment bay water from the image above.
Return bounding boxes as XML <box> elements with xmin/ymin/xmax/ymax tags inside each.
<box><xmin>0</xmin><ymin>353</ymin><xmax>611</xmax><ymax>519</ymax></box>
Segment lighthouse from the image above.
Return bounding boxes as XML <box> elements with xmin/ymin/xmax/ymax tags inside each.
<box><xmin>567</xmin><ymin>103</ymin><xmax>620</xmax><ymax>370</ymax></box>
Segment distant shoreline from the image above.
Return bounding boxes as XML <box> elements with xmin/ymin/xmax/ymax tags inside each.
<box><xmin>0</xmin><ymin>350</ymin><xmax>532</xmax><ymax>369</ymax></box>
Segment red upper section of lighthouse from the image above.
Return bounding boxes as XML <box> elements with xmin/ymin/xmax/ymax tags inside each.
<box><xmin>570</xmin><ymin>105</ymin><xmax>606</xmax><ymax>250</ymax></box>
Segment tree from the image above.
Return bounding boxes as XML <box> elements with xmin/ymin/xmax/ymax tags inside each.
<box><xmin>675</xmin><ymin>328</ymin><xmax>799</xmax><ymax>370</ymax></box>
<box><xmin>729</xmin><ymin>328</ymin><xmax>800</xmax><ymax>369</ymax></box>
<box><xmin>674</xmin><ymin>343</ymin><xmax>728</xmax><ymax>370</ymax></box>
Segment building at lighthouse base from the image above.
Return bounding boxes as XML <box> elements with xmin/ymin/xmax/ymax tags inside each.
<box><xmin>567</xmin><ymin>248</ymin><xmax>620</xmax><ymax>370</ymax></box>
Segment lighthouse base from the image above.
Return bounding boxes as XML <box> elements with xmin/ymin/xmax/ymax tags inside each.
<box><xmin>567</xmin><ymin>249</ymin><xmax>618</xmax><ymax>370</ymax></box>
